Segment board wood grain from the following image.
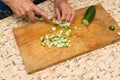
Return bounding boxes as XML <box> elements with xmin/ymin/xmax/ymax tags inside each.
<box><xmin>13</xmin><ymin>4</ymin><xmax>120</xmax><ymax>74</ymax></box>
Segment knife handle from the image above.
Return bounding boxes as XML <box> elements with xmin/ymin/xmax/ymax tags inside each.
<box><xmin>34</xmin><ymin>12</ymin><xmax>42</xmax><ymax>18</ymax></box>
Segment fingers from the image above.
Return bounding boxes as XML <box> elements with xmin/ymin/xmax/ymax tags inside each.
<box><xmin>60</xmin><ymin>11</ymin><xmax>67</xmax><ymax>21</ymax></box>
<box><xmin>12</xmin><ymin>4</ymin><xmax>50</xmax><ymax>21</ymax></box>
<box><xmin>12</xmin><ymin>4</ymin><xmax>25</xmax><ymax>17</ymax></box>
<box><xmin>55</xmin><ymin>2</ymin><xmax>75</xmax><ymax>23</ymax></box>
<box><xmin>55</xmin><ymin>8</ymin><xmax>61</xmax><ymax>20</ymax></box>
<box><xmin>66</xmin><ymin>12</ymin><xmax>72</xmax><ymax>22</ymax></box>
<box><xmin>20</xmin><ymin>4</ymin><xmax>36</xmax><ymax>21</ymax></box>
<box><xmin>70</xmin><ymin>11</ymin><xmax>75</xmax><ymax>23</ymax></box>
<box><xmin>33</xmin><ymin>6</ymin><xmax>50</xmax><ymax>20</ymax></box>
<box><xmin>60</xmin><ymin>10</ymin><xmax>75</xmax><ymax>23</ymax></box>
<box><xmin>27</xmin><ymin>10</ymin><xmax>36</xmax><ymax>21</ymax></box>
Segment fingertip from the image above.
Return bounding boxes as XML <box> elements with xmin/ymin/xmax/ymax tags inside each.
<box><xmin>70</xmin><ymin>13</ymin><xmax>75</xmax><ymax>23</ymax></box>
<box><xmin>57</xmin><ymin>16</ymin><xmax>61</xmax><ymax>21</ymax></box>
<box><xmin>61</xmin><ymin>16</ymin><xmax>66</xmax><ymax>21</ymax></box>
<box><xmin>43</xmin><ymin>12</ymin><xmax>50</xmax><ymax>20</ymax></box>
<box><xmin>30</xmin><ymin>16</ymin><xmax>36</xmax><ymax>21</ymax></box>
<box><xmin>28</xmin><ymin>12</ymin><xmax>36</xmax><ymax>21</ymax></box>
<box><xmin>66</xmin><ymin>15</ymin><xmax>71</xmax><ymax>22</ymax></box>
<box><xmin>48</xmin><ymin>16</ymin><xmax>51</xmax><ymax>20</ymax></box>
<box><xmin>33</xmin><ymin>6</ymin><xmax>49</xmax><ymax>20</ymax></box>
<box><xmin>55</xmin><ymin>8</ymin><xmax>61</xmax><ymax>20</ymax></box>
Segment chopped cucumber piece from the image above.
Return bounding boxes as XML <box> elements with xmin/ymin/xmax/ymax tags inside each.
<box><xmin>117</xmin><ymin>31</ymin><xmax>120</xmax><ymax>36</ymax></box>
<box><xmin>45</xmin><ymin>39</ymin><xmax>50</xmax><ymax>46</ymax></box>
<box><xmin>57</xmin><ymin>43</ymin><xmax>63</xmax><ymax>48</ymax></box>
<box><xmin>56</xmin><ymin>20</ymin><xmax>61</xmax><ymax>24</ymax></box>
<box><xmin>65</xmin><ymin>29</ymin><xmax>72</xmax><ymax>37</ymax></box>
<box><xmin>53</xmin><ymin>41</ymin><xmax>58</xmax><ymax>46</ymax></box>
<box><xmin>41</xmin><ymin>42</ymin><xmax>45</xmax><ymax>46</ymax></box>
<box><xmin>62</xmin><ymin>38</ymin><xmax>68</xmax><ymax>42</ymax></box>
<box><xmin>40</xmin><ymin>37</ymin><xmax>44</xmax><ymax>42</ymax></box>
<box><xmin>64</xmin><ymin>22</ymin><xmax>70</xmax><ymax>27</ymax></box>
<box><xmin>45</xmin><ymin>35</ymin><xmax>49</xmax><ymax>39</ymax></box>
<box><xmin>74</xmin><ymin>26</ymin><xmax>77</xmax><ymax>29</ymax></box>
<box><xmin>52</xmin><ymin>18</ymin><xmax>57</xmax><ymax>23</ymax></box>
<box><xmin>52</xmin><ymin>18</ymin><xmax>70</xmax><ymax>28</ymax></box>
<box><xmin>48</xmin><ymin>42</ymin><xmax>53</xmax><ymax>48</ymax></box>
<box><xmin>52</xmin><ymin>18</ymin><xmax>61</xmax><ymax>24</ymax></box>
<box><xmin>49</xmin><ymin>26</ymin><xmax>56</xmax><ymax>33</ymax></box>
<box><xmin>50</xmin><ymin>34</ymin><xmax>55</xmax><ymax>39</ymax></box>
<box><xmin>59</xmin><ymin>30</ymin><xmax>63</xmax><ymax>34</ymax></box>
<box><xmin>51</xmin><ymin>27</ymin><xmax>56</xmax><ymax>31</ymax></box>
<box><xmin>58</xmin><ymin>24</ymin><xmax>64</xmax><ymax>28</ymax></box>
<box><xmin>65</xmin><ymin>43</ymin><xmax>71</xmax><ymax>47</ymax></box>
<box><xmin>58</xmin><ymin>22</ymin><xmax>70</xmax><ymax>28</ymax></box>
<box><xmin>109</xmin><ymin>26</ymin><xmax>115</xmax><ymax>31</ymax></box>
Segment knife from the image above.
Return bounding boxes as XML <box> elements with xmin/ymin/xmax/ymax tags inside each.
<box><xmin>34</xmin><ymin>12</ymin><xmax>56</xmax><ymax>25</ymax></box>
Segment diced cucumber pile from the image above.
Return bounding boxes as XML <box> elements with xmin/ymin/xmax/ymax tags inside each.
<box><xmin>40</xmin><ymin>18</ymin><xmax>72</xmax><ymax>48</ymax></box>
<box><xmin>49</xmin><ymin>26</ymin><xmax>56</xmax><ymax>33</ymax></box>
<box><xmin>65</xmin><ymin>29</ymin><xmax>72</xmax><ymax>37</ymax></box>
<box><xmin>52</xmin><ymin>18</ymin><xmax>70</xmax><ymax>28</ymax></box>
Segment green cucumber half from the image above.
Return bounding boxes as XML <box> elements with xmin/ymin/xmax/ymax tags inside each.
<box><xmin>82</xmin><ymin>5</ymin><xmax>96</xmax><ymax>26</ymax></box>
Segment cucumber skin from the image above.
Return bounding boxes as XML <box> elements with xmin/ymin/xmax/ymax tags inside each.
<box><xmin>82</xmin><ymin>5</ymin><xmax>96</xmax><ymax>25</ymax></box>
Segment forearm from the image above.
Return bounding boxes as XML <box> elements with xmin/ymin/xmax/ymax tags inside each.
<box><xmin>54</xmin><ymin>0</ymin><xmax>67</xmax><ymax>3</ymax></box>
<box><xmin>1</xmin><ymin>0</ymin><xmax>9</xmax><ymax>4</ymax></box>
<box><xmin>1</xmin><ymin>0</ymin><xmax>50</xmax><ymax>21</ymax></box>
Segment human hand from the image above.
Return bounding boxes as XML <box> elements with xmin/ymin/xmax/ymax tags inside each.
<box><xmin>2</xmin><ymin>0</ymin><xmax>50</xmax><ymax>21</ymax></box>
<box><xmin>54</xmin><ymin>0</ymin><xmax>75</xmax><ymax>23</ymax></box>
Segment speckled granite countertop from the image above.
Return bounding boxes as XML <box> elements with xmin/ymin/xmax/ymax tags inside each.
<box><xmin>0</xmin><ymin>0</ymin><xmax>120</xmax><ymax>80</ymax></box>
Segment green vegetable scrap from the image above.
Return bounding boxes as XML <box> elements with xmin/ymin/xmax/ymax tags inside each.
<box><xmin>49</xmin><ymin>26</ymin><xmax>56</xmax><ymax>33</ymax></box>
<box><xmin>117</xmin><ymin>31</ymin><xmax>120</xmax><ymax>36</ymax></box>
<box><xmin>65</xmin><ymin>29</ymin><xmax>72</xmax><ymax>37</ymax></box>
<box><xmin>109</xmin><ymin>26</ymin><xmax>115</xmax><ymax>31</ymax></box>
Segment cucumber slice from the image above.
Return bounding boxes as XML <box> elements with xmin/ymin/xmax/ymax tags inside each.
<box><xmin>109</xmin><ymin>26</ymin><xmax>115</xmax><ymax>31</ymax></box>
<box><xmin>82</xmin><ymin>5</ymin><xmax>96</xmax><ymax>26</ymax></box>
<box><xmin>117</xmin><ymin>31</ymin><xmax>120</xmax><ymax>36</ymax></box>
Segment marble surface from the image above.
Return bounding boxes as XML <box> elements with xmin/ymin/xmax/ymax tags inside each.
<box><xmin>0</xmin><ymin>0</ymin><xmax>120</xmax><ymax>80</ymax></box>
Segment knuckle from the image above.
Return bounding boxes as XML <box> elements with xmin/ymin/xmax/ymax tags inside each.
<box><xmin>72</xmin><ymin>11</ymin><xmax>75</xmax><ymax>15</ymax></box>
<box><xmin>25</xmin><ymin>7</ymin><xmax>32</xmax><ymax>13</ymax></box>
<box><xmin>30</xmin><ymin>17</ymin><xmax>35</xmax><ymax>21</ymax></box>
<box><xmin>25</xmin><ymin>8</ymin><xmax>30</xmax><ymax>12</ymax></box>
<box><xmin>64</xmin><ymin>12</ymin><xmax>67</xmax><ymax>15</ymax></box>
<box><xmin>29</xmin><ymin>4</ymin><xmax>33</xmax><ymax>7</ymax></box>
<box><xmin>66</xmin><ymin>19</ymin><xmax>69</xmax><ymax>22</ymax></box>
<box><xmin>61</xmin><ymin>16</ymin><xmax>65</xmax><ymax>20</ymax></box>
<box><xmin>68</xmin><ymin>11</ymin><xmax>72</xmax><ymax>15</ymax></box>
<box><xmin>66</xmin><ymin>17</ymin><xmax>70</xmax><ymax>22</ymax></box>
<box><xmin>21</xmin><ymin>12</ymin><xmax>26</xmax><ymax>16</ymax></box>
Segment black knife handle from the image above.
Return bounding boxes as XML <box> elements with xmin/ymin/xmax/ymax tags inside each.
<box><xmin>34</xmin><ymin>12</ymin><xmax>42</xmax><ymax>18</ymax></box>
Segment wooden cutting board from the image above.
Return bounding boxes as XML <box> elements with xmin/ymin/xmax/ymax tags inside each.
<box><xmin>13</xmin><ymin>4</ymin><xmax>120</xmax><ymax>74</ymax></box>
